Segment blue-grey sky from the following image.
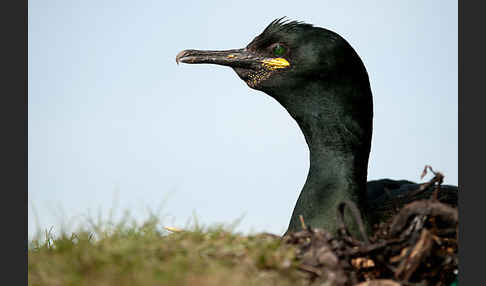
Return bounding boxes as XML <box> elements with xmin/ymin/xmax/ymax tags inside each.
<box><xmin>29</xmin><ymin>0</ymin><xmax>457</xmax><ymax>238</ymax></box>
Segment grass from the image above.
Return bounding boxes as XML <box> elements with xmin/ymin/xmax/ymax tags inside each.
<box><xmin>28</xmin><ymin>215</ymin><xmax>306</xmax><ymax>286</ymax></box>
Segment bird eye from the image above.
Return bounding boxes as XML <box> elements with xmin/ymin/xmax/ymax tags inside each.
<box><xmin>273</xmin><ymin>44</ymin><xmax>286</xmax><ymax>57</ymax></box>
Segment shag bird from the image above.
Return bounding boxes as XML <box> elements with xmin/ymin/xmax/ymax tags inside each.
<box><xmin>176</xmin><ymin>18</ymin><xmax>458</xmax><ymax>234</ymax></box>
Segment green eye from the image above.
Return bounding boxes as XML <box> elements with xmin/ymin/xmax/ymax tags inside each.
<box><xmin>273</xmin><ymin>44</ymin><xmax>286</xmax><ymax>57</ymax></box>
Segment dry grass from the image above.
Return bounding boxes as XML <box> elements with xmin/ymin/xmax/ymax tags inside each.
<box><xmin>28</xmin><ymin>216</ymin><xmax>305</xmax><ymax>286</ymax></box>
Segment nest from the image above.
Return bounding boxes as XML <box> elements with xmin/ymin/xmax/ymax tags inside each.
<box><xmin>283</xmin><ymin>166</ymin><xmax>458</xmax><ymax>286</ymax></box>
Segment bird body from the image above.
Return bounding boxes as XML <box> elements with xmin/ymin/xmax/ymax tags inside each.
<box><xmin>176</xmin><ymin>18</ymin><xmax>458</xmax><ymax>234</ymax></box>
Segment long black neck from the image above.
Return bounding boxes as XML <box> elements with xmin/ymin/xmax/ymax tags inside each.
<box><xmin>270</xmin><ymin>76</ymin><xmax>373</xmax><ymax>234</ymax></box>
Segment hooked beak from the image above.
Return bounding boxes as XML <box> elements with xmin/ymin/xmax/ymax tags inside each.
<box><xmin>176</xmin><ymin>48</ymin><xmax>290</xmax><ymax>71</ymax></box>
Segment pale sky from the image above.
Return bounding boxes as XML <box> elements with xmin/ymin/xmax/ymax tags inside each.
<box><xmin>29</xmin><ymin>0</ymin><xmax>457</xmax><ymax>238</ymax></box>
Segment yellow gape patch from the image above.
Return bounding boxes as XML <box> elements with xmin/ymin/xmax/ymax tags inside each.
<box><xmin>261</xmin><ymin>57</ymin><xmax>290</xmax><ymax>70</ymax></box>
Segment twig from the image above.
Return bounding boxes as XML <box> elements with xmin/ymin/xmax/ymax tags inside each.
<box><xmin>389</xmin><ymin>200</ymin><xmax>458</xmax><ymax>237</ymax></box>
<box><xmin>395</xmin><ymin>229</ymin><xmax>434</xmax><ymax>281</ymax></box>
<box><xmin>299</xmin><ymin>215</ymin><xmax>307</xmax><ymax>230</ymax></box>
<box><xmin>336</xmin><ymin>200</ymin><xmax>370</xmax><ymax>245</ymax></box>
<box><xmin>400</xmin><ymin>166</ymin><xmax>444</xmax><ymax>202</ymax></box>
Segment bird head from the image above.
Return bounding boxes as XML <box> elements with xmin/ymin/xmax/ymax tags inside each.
<box><xmin>176</xmin><ymin>17</ymin><xmax>373</xmax><ymax>157</ymax></box>
<box><xmin>176</xmin><ymin>17</ymin><xmax>368</xmax><ymax>97</ymax></box>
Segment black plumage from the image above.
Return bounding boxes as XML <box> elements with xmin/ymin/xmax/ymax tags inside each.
<box><xmin>176</xmin><ymin>18</ymin><xmax>458</xmax><ymax>234</ymax></box>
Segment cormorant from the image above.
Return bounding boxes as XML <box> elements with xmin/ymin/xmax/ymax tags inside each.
<box><xmin>176</xmin><ymin>18</ymin><xmax>458</xmax><ymax>234</ymax></box>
